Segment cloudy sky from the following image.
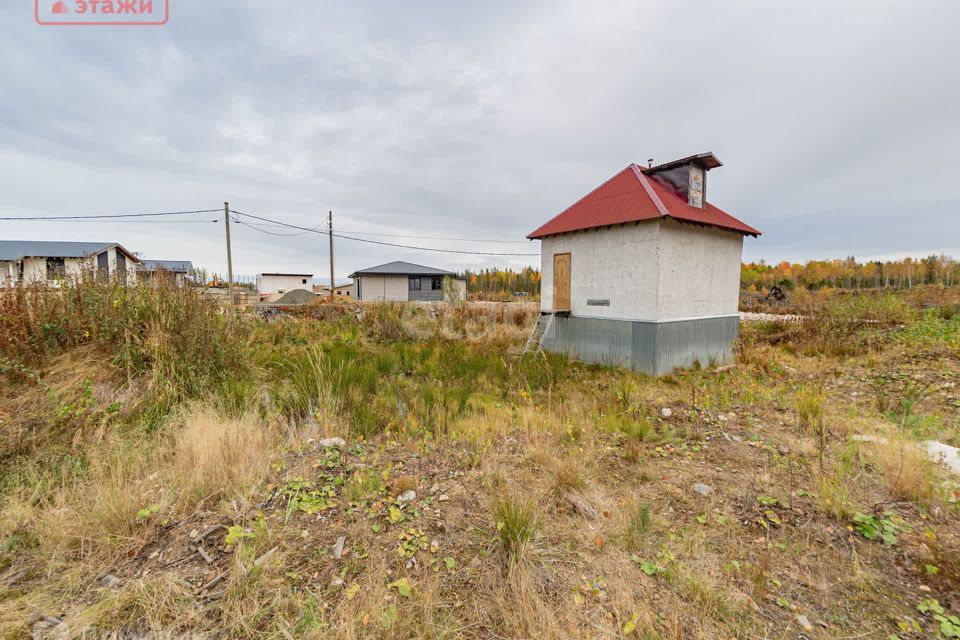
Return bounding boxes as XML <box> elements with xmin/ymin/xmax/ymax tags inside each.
<box><xmin>2</xmin><ymin>1</ymin><xmax>959</xmax><ymax>278</ymax></box>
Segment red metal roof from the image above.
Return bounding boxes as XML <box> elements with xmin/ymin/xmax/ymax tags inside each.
<box><xmin>527</xmin><ymin>163</ymin><xmax>760</xmax><ymax>239</ymax></box>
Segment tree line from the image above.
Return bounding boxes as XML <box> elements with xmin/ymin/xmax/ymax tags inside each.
<box><xmin>463</xmin><ymin>256</ymin><xmax>960</xmax><ymax>297</ymax></box>
<box><xmin>463</xmin><ymin>267</ymin><xmax>541</xmax><ymax>297</ymax></box>
<box><xmin>742</xmin><ymin>255</ymin><xmax>960</xmax><ymax>292</ymax></box>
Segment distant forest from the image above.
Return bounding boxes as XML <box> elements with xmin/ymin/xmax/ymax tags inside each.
<box><xmin>742</xmin><ymin>255</ymin><xmax>960</xmax><ymax>292</ymax></box>
<box><xmin>462</xmin><ymin>267</ymin><xmax>541</xmax><ymax>298</ymax></box>
<box><xmin>463</xmin><ymin>255</ymin><xmax>960</xmax><ymax>298</ymax></box>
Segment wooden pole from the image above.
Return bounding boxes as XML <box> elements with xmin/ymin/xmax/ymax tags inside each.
<box><xmin>328</xmin><ymin>210</ymin><xmax>334</xmax><ymax>302</ymax></box>
<box><xmin>224</xmin><ymin>202</ymin><xmax>235</xmax><ymax>308</ymax></box>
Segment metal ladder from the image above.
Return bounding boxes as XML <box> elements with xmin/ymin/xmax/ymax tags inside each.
<box><xmin>522</xmin><ymin>312</ymin><xmax>555</xmax><ymax>354</ymax></box>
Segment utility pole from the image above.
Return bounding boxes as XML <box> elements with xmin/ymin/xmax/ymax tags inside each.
<box><xmin>328</xmin><ymin>210</ymin><xmax>335</xmax><ymax>302</ymax></box>
<box><xmin>224</xmin><ymin>202</ymin><xmax>235</xmax><ymax>308</ymax></box>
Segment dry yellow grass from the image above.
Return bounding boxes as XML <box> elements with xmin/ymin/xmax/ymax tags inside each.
<box><xmin>168</xmin><ymin>406</ymin><xmax>279</xmax><ymax>513</ymax></box>
<box><xmin>2</xmin><ymin>295</ymin><xmax>959</xmax><ymax>639</ymax></box>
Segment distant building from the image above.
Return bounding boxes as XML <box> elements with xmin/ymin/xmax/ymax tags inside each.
<box><xmin>256</xmin><ymin>273</ymin><xmax>313</xmax><ymax>296</ymax></box>
<box><xmin>526</xmin><ymin>152</ymin><xmax>760</xmax><ymax>375</ymax></box>
<box><xmin>0</xmin><ymin>240</ymin><xmax>139</xmax><ymax>287</ymax></box>
<box><xmin>314</xmin><ymin>283</ymin><xmax>354</xmax><ymax>298</ymax></box>
<box><xmin>140</xmin><ymin>260</ymin><xmax>193</xmax><ymax>286</ymax></box>
<box><xmin>349</xmin><ymin>261</ymin><xmax>467</xmax><ymax>302</ymax></box>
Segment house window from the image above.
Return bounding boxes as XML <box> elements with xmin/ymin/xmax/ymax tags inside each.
<box><xmin>431</xmin><ymin>277</ymin><xmax>443</xmax><ymax>290</ymax></box>
<box><xmin>302</xmin><ymin>278</ymin><xmax>307</xmax><ymax>284</ymax></box>
<box><xmin>408</xmin><ymin>276</ymin><xmax>421</xmax><ymax>291</ymax></box>
<box><xmin>97</xmin><ymin>252</ymin><xmax>109</xmax><ymax>279</ymax></box>
<box><xmin>46</xmin><ymin>257</ymin><xmax>66</xmax><ymax>280</ymax></box>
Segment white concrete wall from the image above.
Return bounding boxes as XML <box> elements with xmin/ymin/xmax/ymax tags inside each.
<box><xmin>2</xmin><ymin>251</ymin><xmax>137</xmax><ymax>287</ymax></box>
<box><xmin>22</xmin><ymin>257</ymin><xmax>47</xmax><ymax>283</ymax></box>
<box><xmin>656</xmin><ymin>219</ymin><xmax>743</xmax><ymax>319</ymax></box>
<box><xmin>356</xmin><ymin>274</ymin><xmax>409</xmax><ymax>301</ymax></box>
<box><xmin>453</xmin><ymin>278</ymin><xmax>467</xmax><ymax>300</ymax></box>
<box><xmin>106</xmin><ymin>247</ymin><xmax>137</xmax><ymax>284</ymax></box>
<box><xmin>539</xmin><ymin>219</ymin><xmax>743</xmax><ymax>321</ymax></box>
<box><xmin>540</xmin><ymin>222</ymin><xmax>661</xmax><ymax>319</ymax></box>
<box><xmin>257</xmin><ymin>274</ymin><xmax>313</xmax><ymax>295</ymax></box>
<box><xmin>0</xmin><ymin>261</ymin><xmax>17</xmax><ymax>286</ymax></box>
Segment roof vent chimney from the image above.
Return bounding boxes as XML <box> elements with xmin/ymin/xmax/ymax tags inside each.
<box><xmin>645</xmin><ymin>152</ymin><xmax>722</xmax><ymax>209</ymax></box>
<box><xmin>647</xmin><ymin>158</ymin><xmax>654</xmax><ymax>168</ymax></box>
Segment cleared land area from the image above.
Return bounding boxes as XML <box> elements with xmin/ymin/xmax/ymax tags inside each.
<box><xmin>1</xmin><ymin>280</ymin><xmax>959</xmax><ymax>639</ymax></box>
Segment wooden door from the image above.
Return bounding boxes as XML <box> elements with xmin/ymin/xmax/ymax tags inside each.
<box><xmin>553</xmin><ymin>253</ymin><xmax>571</xmax><ymax>312</ymax></box>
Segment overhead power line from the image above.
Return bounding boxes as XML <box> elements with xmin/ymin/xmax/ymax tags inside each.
<box><xmin>237</xmin><ymin>219</ymin><xmax>529</xmax><ymax>244</ymax></box>
<box><xmin>333</xmin><ymin>231</ymin><xmax>538</xmax><ymax>256</ymax></box>
<box><xmin>233</xmin><ymin>218</ymin><xmax>314</xmax><ymax>237</ymax></box>
<box><xmin>332</xmin><ymin>230</ymin><xmax>531</xmax><ymax>244</ymax></box>
<box><xmin>0</xmin><ymin>208</ymin><xmax>221</xmax><ymax>221</ymax></box>
<box><xmin>0</xmin><ymin>205</ymin><xmax>539</xmax><ymax>257</ymax></box>
<box><xmin>230</xmin><ymin>209</ymin><xmax>538</xmax><ymax>256</ymax></box>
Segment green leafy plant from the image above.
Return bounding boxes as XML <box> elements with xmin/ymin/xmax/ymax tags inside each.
<box><xmin>396</xmin><ymin>527</ymin><xmax>429</xmax><ymax>558</ymax></box>
<box><xmin>136</xmin><ymin>503</ymin><xmax>160</xmax><ymax>521</ymax></box>
<box><xmin>387</xmin><ymin>577</ymin><xmax>412</xmax><ymax>598</ymax></box>
<box><xmin>282</xmin><ymin>476</ymin><xmax>340</xmax><ymax>520</ymax></box>
<box><xmin>853</xmin><ymin>512</ymin><xmax>899</xmax><ymax>545</ymax></box>
<box><xmin>225</xmin><ymin>525</ymin><xmax>254</xmax><ymax>546</ymax></box>
<box><xmin>917</xmin><ymin>599</ymin><xmax>960</xmax><ymax>638</ymax></box>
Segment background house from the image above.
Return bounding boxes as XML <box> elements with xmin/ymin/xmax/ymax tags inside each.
<box><xmin>314</xmin><ymin>282</ymin><xmax>354</xmax><ymax>298</ymax></box>
<box><xmin>527</xmin><ymin>152</ymin><xmax>760</xmax><ymax>374</ymax></box>
<box><xmin>349</xmin><ymin>261</ymin><xmax>467</xmax><ymax>302</ymax></box>
<box><xmin>0</xmin><ymin>240</ymin><xmax>139</xmax><ymax>287</ymax></box>
<box><xmin>256</xmin><ymin>272</ymin><xmax>313</xmax><ymax>297</ymax></box>
<box><xmin>140</xmin><ymin>260</ymin><xmax>193</xmax><ymax>286</ymax></box>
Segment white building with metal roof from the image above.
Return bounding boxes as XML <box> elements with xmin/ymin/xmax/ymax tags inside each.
<box><xmin>0</xmin><ymin>240</ymin><xmax>139</xmax><ymax>287</ymax></box>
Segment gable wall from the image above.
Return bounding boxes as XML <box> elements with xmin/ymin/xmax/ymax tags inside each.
<box><xmin>540</xmin><ymin>221</ymin><xmax>661</xmax><ymax>319</ymax></box>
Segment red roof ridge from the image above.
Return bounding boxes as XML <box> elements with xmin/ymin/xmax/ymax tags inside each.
<box><xmin>527</xmin><ymin>161</ymin><xmax>761</xmax><ymax>239</ymax></box>
<box><xmin>630</xmin><ymin>164</ymin><xmax>669</xmax><ymax>218</ymax></box>
<box><xmin>526</xmin><ymin>164</ymin><xmax>637</xmax><ymax>240</ymax></box>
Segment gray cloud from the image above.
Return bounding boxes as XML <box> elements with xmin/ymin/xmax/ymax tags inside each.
<box><xmin>1</xmin><ymin>0</ymin><xmax>958</xmax><ymax>276</ymax></box>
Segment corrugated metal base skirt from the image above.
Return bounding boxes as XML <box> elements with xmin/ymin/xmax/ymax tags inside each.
<box><xmin>539</xmin><ymin>315</ymin><xmax>739</xmax><ymax>376</ymax></box>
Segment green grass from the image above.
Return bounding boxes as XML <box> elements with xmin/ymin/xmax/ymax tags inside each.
<box><xmin>894</xmin><ymin>310</ymin><xmax>960</xmax><ymax>352</ymax></box>
<box><xmin>493</xmin><ymin>494</ymin><xmax>540</xmax><ymax>563</ymax></box>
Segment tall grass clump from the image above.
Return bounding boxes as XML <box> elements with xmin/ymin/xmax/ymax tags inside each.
<box><xmin>796</xmin><ymin>383</ymin><xmax>827</xmax><ymax>468</ymax></box>
<box><xmin>0</xmin><ymin>274</ymin><xmax>248</xmax><ymax>407</ymax></box>
<box><xmin>624</xmin><ymin>502</ymin><xmax>652</xmax><ymax>551</ymax></box>
<box><xmin>169</xmin><ymin>406</ymin><xmax>277</xmax><ymax>512</ymax></box>
<box><xmin>804</xmin><ymin>292</ymin><xmax>915</xmax><ymax>355</ymax></box>
<box><xmin>493</xmin><ymin>493</ymin><xmax>540</xmax><ymax>564</ymax></box>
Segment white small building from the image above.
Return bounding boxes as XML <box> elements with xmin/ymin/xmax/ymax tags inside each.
<box><xmin>256</xmin><ymin>273</ymin><xmax>313</xmax><ymax>296</ymax></box>
<box><xmin>526</xmin><ymin>153</ymin><xmax>760</xmax><ymax>375</ymax></box>
<box><xmin>349</xmin><ymin>261</ymin><xmax>467</xmax><ymax>302</ymax></box>
<box><xmin>315</xmin><ymin>283</ymin><xmax>354</xmax><ymax>298</ymax></box>
<box><xmin>0</xmin><ymin>240</ymin><xmax>139</xmax><ymax>287</ymax></box>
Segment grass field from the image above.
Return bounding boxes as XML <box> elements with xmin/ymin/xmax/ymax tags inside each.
<box><xmin>1</xmin><ymin>279</ymin><xmax>959</xmax><ymax>639</ymax></box>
